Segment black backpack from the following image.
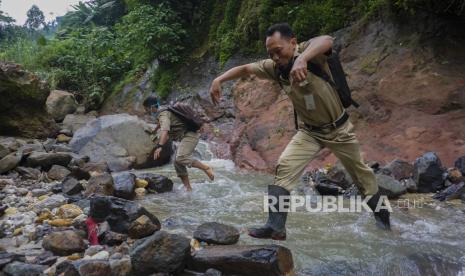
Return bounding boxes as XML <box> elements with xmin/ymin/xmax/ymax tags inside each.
<box><xmin>167</xmin><ymin>102</ymin><xmax>204</xmax><ymax>132</ymax></box>
<box><xmin>276</xmin><ymin>49</ymin><xmax>359</xmax><ymax>109</ymax></box>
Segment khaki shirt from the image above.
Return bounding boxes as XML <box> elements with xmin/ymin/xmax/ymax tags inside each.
<box><xmin>250</xmin><ymin>40</ymin><xmax>344</xmax><ymax>127</ymax></box>
<box><xmin>156</xmin><ymin>110</ymin><xmax>187</xmax><ymax>141</ymax></box>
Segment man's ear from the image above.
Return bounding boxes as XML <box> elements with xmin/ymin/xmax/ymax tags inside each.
<box><xmin>290</xmin><ymin>37</ymin><xmax>297</xmax><ymax>46</ymax></box>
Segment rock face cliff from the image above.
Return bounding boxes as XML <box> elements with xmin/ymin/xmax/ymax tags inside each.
<box><xmin>101</xmin><ymin>14</ymin><xmax>465</xmax><ymax>173</ymax></box>
<box><xmin>0</xmin><ymin>62</ymin><xmax>57</xmax><ymax>138</ymax></box>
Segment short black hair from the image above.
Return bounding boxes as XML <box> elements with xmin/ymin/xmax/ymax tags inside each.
<box><xmin>265</xmin><ymin>23</ymin><xmax>295</xmax><ymax>39</ymax></box>
<box><xmin>143</xmin><ymin>95</ymin><xmax>159</xmax><ymax>108</ymax></box>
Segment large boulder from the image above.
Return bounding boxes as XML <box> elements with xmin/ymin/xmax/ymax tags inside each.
<box><xmin>0</xmin><ymin>62</ymin><xmax>57</xmax><ymax>137</ymax></box>
<box><xmin>69</xmin><ymin>114</ymin><xmax>171</xmax><ymax>172</ymax></box>
<box><xmin>89</xmin><ymin>195</ymin><xmax>160</xmax><ymax>234</ymax></box>
<box><xmin>193</xmin><ymin>222</ymin><xmax>240</xmax><ymax>245</ymax></box>
<box><xmin>433</xmin><ymin>182</ymin><xmax>465</xmax><ymax>201</ymax></box>
<box><xmin>381</xmin><ymin>159</ymin><xmax>414</xmax><ymax>180</ymax></box>
<box><xmin>46</xmin><ymin>90</ymin><xmax>78</xmax><ymax>122</ymax></box>
<box><xmin>62</xmin><ymin>114</ymin><xmax>97</xmax><ymax>133</ymax></box>
<box><xmin>3</xmin><ymin>261</ymin><xmax>46</xmax><ymax>276</ymax></box>
<box><xmin>42</xmin><ymin>230</ymin><xmax>86</xmax><ymax>256</ymax></box>
<box><xmin>84</xmin><ymin>173</ymin><xmax>114</xmax><ymax>196</ymax></box>
<box><xmin>130</xmin><ymin>231</ymin><xmax>191</xmax><ymax>274</ymax></box>
<box><xmin>455</xmin><ymin>156</ymin><xmax>465</xmax><ymax>176</ymax></box>
<box><xmin>413</xmin><ymin>152</ymin><xmax>446</xmax><ymax>193</ymax></box>
<box><xmin>188</xmin><ymin>244</ymin><xmax>294</xmax><ymax>275</ymax></box>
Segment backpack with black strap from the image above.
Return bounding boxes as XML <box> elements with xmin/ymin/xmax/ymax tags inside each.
<box><xmin>276</xmin><ymin>49</ymin><xmax>359</xmax><ymax>129</ymax></box>
<box><xmin>167</xmin><ymin>102</ymin><xmax>204</xmax><ymax>132</ymax></box>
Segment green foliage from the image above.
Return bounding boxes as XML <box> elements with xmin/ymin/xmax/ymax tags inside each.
<box><xmin>115</xmin><ymin>4</ymin><xmax>185</xmax><ymax>66</ymax></box>
<box><xmin>25</xmin><ymin>5</ymin><xmax>45</xmax><ymax>30</ymax></box>
<box><xmin>393</xmin><ymin>0</ymin><xmax>465</xmax><ymax>16</ymax></box>
<box><xmin>151</xmin><ymin>65</ymin><xmax>177</xmax><ymax>99</ymax></box>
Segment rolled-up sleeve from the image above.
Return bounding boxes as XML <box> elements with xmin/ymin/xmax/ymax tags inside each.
<box><xmin>250</xmin><ymin>59</ymin><xmax>277</xmax><ymax>80</ymax></box>
<box><xmin>157</xmin><ymin>111</ymin><xmax>171</xmax><ymax>131</ymax></box>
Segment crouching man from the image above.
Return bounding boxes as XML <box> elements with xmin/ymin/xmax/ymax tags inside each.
<box><xmin>143</xmin><ymin>96</ymin><xmax>214</xmax><ymax>191</ymax></box>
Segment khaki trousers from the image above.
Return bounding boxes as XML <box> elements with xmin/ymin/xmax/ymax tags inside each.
<box><xmin>275</xmin><ymin>121</ymin><xmax>378</xmax><ymax>196</ymax></box>
<box><xmin>174</xmin><ymin>131</ymin><xmax>200</xmax><ymax>177</ymax></box>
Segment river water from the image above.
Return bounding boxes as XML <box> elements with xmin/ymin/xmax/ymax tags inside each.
<box><xmin>137</xmin><ymin>142</ymin><xmax>465</xmax><ymax>275</ymax></box>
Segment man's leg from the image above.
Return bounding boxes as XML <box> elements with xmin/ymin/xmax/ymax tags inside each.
<box><xmin>175</xmin><ymin>132</ymin><xmax>214</xmax><ymax>191</ymax></box>
<box><xmin>248</xmin><ymin>130</ymin><xmax>322</xmax><ymax>240</ymax></box>
<box><xmin>323</xmin><ymin>122</ymin><xmax>390</xmax><ymax>229</ymax></box>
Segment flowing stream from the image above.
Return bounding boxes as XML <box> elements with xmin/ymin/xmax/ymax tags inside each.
<box><xmin>137</xmin><ymin>141</ymin><xmax>465</xmax><ymax>275</ymax></box>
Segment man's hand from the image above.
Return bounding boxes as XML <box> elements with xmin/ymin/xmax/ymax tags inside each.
<box><xmin>153</xmin><ymin>147</ymin><xmax>162</xmax><ymax>160</ymax></box>
<box><xmin>290</xmin><ymin>56</ymin><xmax>308</xmax><ymax>83</ymax></box>
<box><xmin>210</xmin><ymin>78</ymin><xmax>222</xmax><ymax>105</ymax></box>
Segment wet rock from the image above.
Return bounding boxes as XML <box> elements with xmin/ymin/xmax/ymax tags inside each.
<box><xmin>0</xmin><ymin>144</ymin><xmax>9</xmax><ymax>159</ymax></box>
<box><xmin>62</xmin><ymin>177</ymin><xmax>84</xmax><ymax>195</ymax></box>
<box><xmin>42</xmin><ymin>230</ymin><xmax>86</xmax><ymax>256</ymax></box>
<box><xmin>59</xmin><ymin>128</ymin><xmax>73</xmax><ymax>137</ymax></box>
<box><xmin>86</xmin><ymin>251</ymin><xmax>109</xmax><ymax>260</ymax></box>
<box><xmin>47</xmin><ymin>144</ymin><xmax>73</xmax><ymax>153</ymax></box>
<box><xmin>112</xmin><ymin>172</ymin><xmax>136</xmax><ymax>200</ymax></box>
<box><xmin>89</xmin><ymin>195</ymin><xmax>161</xmax><ymax>233</ymax></box>
<box><xmin>193</xmin><ymin>222</ymin><xmax>240</xmax><ymax>245</ymax></box>
<box><xmin>33</xmin><ymin>194</ymin><xmax>67</xmax><ymax>212</ymax></box>
<box><xmin>128</xmin><ymin>215</ymin><xmax>158</xmax><ymax>239</ymax></box>
<box><xmin>101</xmin><ymin>231</ymin><xmax>127</xmax><ymax>246</ymax></box>
<box><xmin>376</xmin><ymin>174</ymin><xmax>407</xmax><ymax>198</ymax></box>
<box><xmin>433</xmin><ymin>182</ymin><xmax>465</xmax><ymax>201</ymax></box>
<box><xmin>17</xmin><ymin>143</ymin><xmax>45</xmax><ymax>155</ymax></box>
<box><xmin>455</xmin><ymin>156</ymin><xmax>465</xmax><ymax>176</ymax></box>
<box><xmin>81</xmin><ymin>162</ymin><xmax>110</xmax><ymax>175</ymax></box>
<box><xmin>84</xmin><ymin>172</ymin><xmax>114</xmax><ymax>197</ymax></box>
<box><xmin>2</xmin><ymin>261</ymin><xmax>46</xmax><ymax>276</ymax></box>
<box><xmin>70</xmin><ymin>114</ymin><xmax>165</xmax><ymax>172</ymax></box>
<box><xmin>130</xmin><ymin>231</ymin><xmax>191</xmax><ymax>274</ymax></box>
<box><xmin>135</xmin><ymin>187</ymin><xmax>146</xmax><ymax>198</ymax></box>
<box><xmin>15</xmin><ymin>166</ymin><xmax>41</xmax><ymax>180</ymax></box>
<box><xmin>381</xmin><ymin>159</ymin><xmax>413</xmax><ymax>180</ymax></box>
<box><xmin>0</xmin><ymin>178</ymin><xmax>14</xmax><ymax>189</ymax></box>
<box><xmin>0</xmin><ymin>62</ymin><xmax>57</xmax><ymax>137</ymax></box>
<box><xmin>63</xmin><ymin>114</ymin><xmax>96</xmax><ymax>133</ymax></box>
<box><xmin>326</xmin><ymin>162</ymin><xmax>353</xmax><ymax>189</ymax></box>
<box><xmin>47</xmin><ymin>164</ymin><xmax>71</xmax><ymax>181</ymax></box>
<box><xmin>137</xmin><ymin>173</ymin><xmax>174</xmax><ymax>193</ymax></box>
<box><xmin>413</xmin><ymin>152</ymin><xmax>445</xmax><ymax>193</ymax></box>
<box><xmin>85</xmin><ymin>245</ymin><xmax>104</xmax><ymax>257</ymax></box>
<box><xmin>26</xmin><ymin>152</ymin><xmax>72</xmax><ymax>170</ymax></box>
<box><xmin>109</xmin><ymin>257</ymin><xmax>132</xmax><ymax>276</ymax></box>
<box><xmin>188</xmin><ymin>244</ymin><xmax>294</xmax><ymax>275</ymax></box>
<box><xmin>0</xmin><ymin>152</ymin><xmax>22</xmax><ymax>174</ymax></box>
<box><xmin>56</xmin><ymin>204</ymin><xmax>83</xmax><ymax>219</ymax></box>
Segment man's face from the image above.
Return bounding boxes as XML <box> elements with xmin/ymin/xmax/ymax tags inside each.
<box><xmin>145</xmin><ymin>105</ymin><xmax>158</xmax><ymax>115</ymax></box>
<box><xmin>265</xmin><ymin>32</ymin><xmax>297</xmax><ymax>66</ymax></box>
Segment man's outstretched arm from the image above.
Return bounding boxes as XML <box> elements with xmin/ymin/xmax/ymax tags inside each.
<box><xmin>291</xmin><ymin>35</ymin><xmax>334</xmax><ymax>83</ymax></box>
<box><xmin>210</xmin><ymin>64</ymin><xmax>255</xmax><ymax>105</ymax></box>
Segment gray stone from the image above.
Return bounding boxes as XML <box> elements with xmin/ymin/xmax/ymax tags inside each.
<box><xmin>0</xmin><ymin>152</ymin><xmax>22</xmax><ymax>174</ymax></box>
<box><xmin>188</xmin><ymin>245</ymin><xmax>294</xmax><ymax>275</ymax></box>
<box><xmin>15</xmin><ymin>166</ymin><xmax>41</xmax><ymax>180</ymax></box>
<box><xmin>47</xmin><ymin>165</ymin><xmax>71</xmax><ymax>181</ymax></box>
<box><xmin>33</xmin><ymin>194</ymin><xmax>66</xmax><ymax>211</ymax></box>
<box><xmin>130</xmin><ymin>231</ymin><xmax>190</xmax><ymax>274</ymax></box>
<box><xmin>62</xmin><ymin>177</ymin><xmax>84</xmax><ymax>195</ymax></box>
<box><xmin>136</xmin><ymin>173</ymin><xmax>173</xmax><ymax>193</ymax></box>
<box><xmin>3</xmin><ymin>261</ymin><xmax>46</xmax><ymax>276</ymax></box>
<box><xmin>63</xmin><ymin>114</ymin><xmax>96</xmax><ymax>133</ymax></box>
<box><xmin>413</xmin><ymin>152</ymin><xmax>445</xmax><ymax>193</ymax></box>
<box><xmin>455</xmin><ymin>156</ymin><xmax>465</xmax><ymax>176</ymax></box>
<box><xmin>84</xmin><ymin>172</ymin><xmax>114</xmax><ymax>197</ymax></box>
<box><xmin>69</xmin><ymin>114</ymin><xmax>163</xmax><ymax>172</ymax></box>
<box><xmin>109</xmin><ymin>257</ymin><xmax>132</xmax><ymax>276</ymax></box>
<box><xmin>382</xmin><ymin>159</ymin><xmax>414</xmax><ymax>180</ymax></box>
<box><xmin>193</xmin><ymin>222</ymin><xmax>240</xmax><ymax>245</ymax></box>
<box><xmin>42</xmin><ymin>230</ymin><xmax>86</xmax><ymax>256</ymax></box>
<box><xmin>46</xmin><ymin>89</ymin><xmax>78</xmax><ymax>122</ymax></box>
<box><xmin>112</xmin><ymin>172</ymin><xmax>136</xmax><ymax>200</ymax></box>
<box><xmin>376</xmin><ymin>174</ymin><xmax>407</xmax><ymax>198</ymax></box>
<box><xmin>26</xmin><ymin>151</ymin><xmax>72</xmax><ymax>170</ymax></box>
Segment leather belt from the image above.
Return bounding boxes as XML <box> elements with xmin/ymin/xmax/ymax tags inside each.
<box><xmin>304</xmin><ymin>111</ymin><xmax>349</xmax><ymax>132</ymax></box>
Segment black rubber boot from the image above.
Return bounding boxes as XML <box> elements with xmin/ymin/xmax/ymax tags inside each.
<box><xmin>366</xmin><ymin>192</ymin><xmax>391</xmax><ymax>230</ymax></box>
<box><xmin>248</xmin><ymin>185</ymin><xmax>290</xmax><ymax>240</ymax></box>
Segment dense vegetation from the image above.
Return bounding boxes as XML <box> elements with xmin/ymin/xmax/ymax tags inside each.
<box><xmin>0</xmin><ymin>0</ymin><xmax>463</xmax><ymax>109</ymax></box>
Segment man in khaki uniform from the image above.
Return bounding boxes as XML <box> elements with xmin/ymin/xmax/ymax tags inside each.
<box><xmin>143</xmin><ymin>96</ymin><xmax>214</xmax><ymax>191</ymax></box>
<box><xmin>210</xmin><ymin>23</ymin><xmax>390</xmax><ymax>240</ymax></box>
